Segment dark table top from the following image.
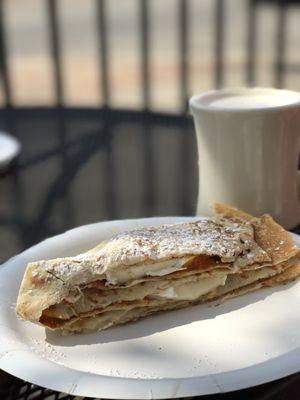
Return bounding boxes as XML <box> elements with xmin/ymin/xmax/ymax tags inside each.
<box><xmin>0</xmin><ymin>107</ymin><xmax>299</xmax><ymax>400</ymax></box>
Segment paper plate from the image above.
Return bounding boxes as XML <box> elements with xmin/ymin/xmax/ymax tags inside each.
<box><xmin>0</xmin><ymin>217</ymin><xmax>299</xmax><ymax>399</ymax></box>
<box><xmin>0</xmin><ymin>131</ymin><xmax>20</xmax><ymax>169</ymax></box>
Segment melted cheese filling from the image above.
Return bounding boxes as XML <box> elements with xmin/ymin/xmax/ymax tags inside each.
<box><xmin>44</xmin><ymin>260</ymin><xmax>297</xmax><ymax>333</ymax></box>
<box><xmin>153</xmin><ymin>274</ymin><xmax>227</xmax><ymax>301</ymax></box>
<box><xmin>62</xmin><ymin>275</ymin><xmax>227</xmax><ymax>333</ymax></box>
<box><xmin>105</xmin><ymin>257</ymin><xmax>192</xmax><ymax>285</ymax></box>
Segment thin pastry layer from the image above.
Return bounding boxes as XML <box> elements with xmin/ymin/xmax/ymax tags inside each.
<box><xmin>60</xmin><ymin>260</ymin><xmax>300</xmax><ymax>335</ymax></box>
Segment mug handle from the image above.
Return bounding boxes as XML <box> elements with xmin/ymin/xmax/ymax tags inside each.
<box><xmin>295</xmin><ymin>142</ymin><xmax>300</xmax><ymax>222</ymax></box>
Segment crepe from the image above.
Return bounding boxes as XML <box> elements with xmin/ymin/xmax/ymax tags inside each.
<box><xmin>16</xmin><ymin>203</ymin><xmax>300</xmax><ymax>334</ymax></box>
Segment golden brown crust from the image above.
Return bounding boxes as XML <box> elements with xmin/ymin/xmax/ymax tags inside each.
<box><xmin>211</xmin><ymin>202</ymin><xmax>254</xmax><ymax>222</ymax></box>
<box><xmin>252</xmin><ymin>215</ymin><xmax>298</xmax><ymax>264</ymax></box>
<box><xmin>262</xmin><ymin>261</ymin><xmax>300</xmax><ymax>286</ymax></box>
<box><xmin>213</xmin><ymin>262</ymin><xmax>300</xmax><ymax>304</ymax></box>
<box><xmin>211</xmin><ymin>203</ymin><xmax>298</xmax><ymax>264</ymax></box>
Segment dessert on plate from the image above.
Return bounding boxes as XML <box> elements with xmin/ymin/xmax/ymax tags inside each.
<box><xmin>16</xmin><ymin>203</ymin><xmax>300</xmax><ymax>334</ymax></box>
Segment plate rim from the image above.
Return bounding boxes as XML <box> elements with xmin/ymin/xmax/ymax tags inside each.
<box><xmin>0</xmin><ymin>216</ymin><xmax>299</xmax><ymax>399</ymax></box>
<box><xmin>0</xmin><ymin>131</ymin><xmax>21</xmax><ymax>167</ymax></box>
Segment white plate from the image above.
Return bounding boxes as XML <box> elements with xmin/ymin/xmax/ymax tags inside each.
<box><xmin>0</xmin><ymin>131</ymin><xmax>20</xmax><ymax>168</ymax></box>
<box><xmin>0</xmin><ymin>217</ymin><xmax>299</xmax><ymax>399</ymax></box>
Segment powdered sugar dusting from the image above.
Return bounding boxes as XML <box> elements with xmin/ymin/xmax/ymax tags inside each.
<box><xmin>94</xmin><ymin>218</ymin><xmax>269</xmax><ymax>269</ymax></box>
<box><xmin>27</xmin><ymin>218</ymin><xmax>270</xmax><ymax>287</ymax></box>
<box><xmin>31</xmin><ymin>257</ymin><xmax>101</xmax><ymax>286</ymax></box>
<box><xmin>30</xmin><ymin>339</ymin><xmax>67</xmax><ymax>364</ymax></box>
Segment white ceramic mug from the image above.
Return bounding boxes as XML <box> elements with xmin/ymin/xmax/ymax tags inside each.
<box><xmin>189</xmin><ymin>87</ymin><xmax>300</xmax><ymax>229</ymax></box>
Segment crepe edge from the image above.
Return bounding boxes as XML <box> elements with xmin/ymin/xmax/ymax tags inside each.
<box><xmin>211</xmin><ymin>203</ymin><xmax>298</xmax><ymax>264</ymax></box>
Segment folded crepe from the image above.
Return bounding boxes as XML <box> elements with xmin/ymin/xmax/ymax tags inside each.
<box><xmin>16</xmin><ymin>204</ymin><xmax>300</xmax><ymax>334</ymax></box>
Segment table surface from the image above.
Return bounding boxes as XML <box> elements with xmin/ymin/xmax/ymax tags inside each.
<box><xmin>0</xmin><ymin>107</ymin><xmax>299</xmax><ymax>400</ymax></box>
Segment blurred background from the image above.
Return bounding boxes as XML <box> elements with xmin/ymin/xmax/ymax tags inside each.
<box><xmin>1</xmin><ymin>0</ymin><xmax>300</xmax><ymax>262</ymax></box>
<box><xmin>2</xmin><ymin>0</ymin><xmax>300</xmax><ymax>110</ymax></box>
